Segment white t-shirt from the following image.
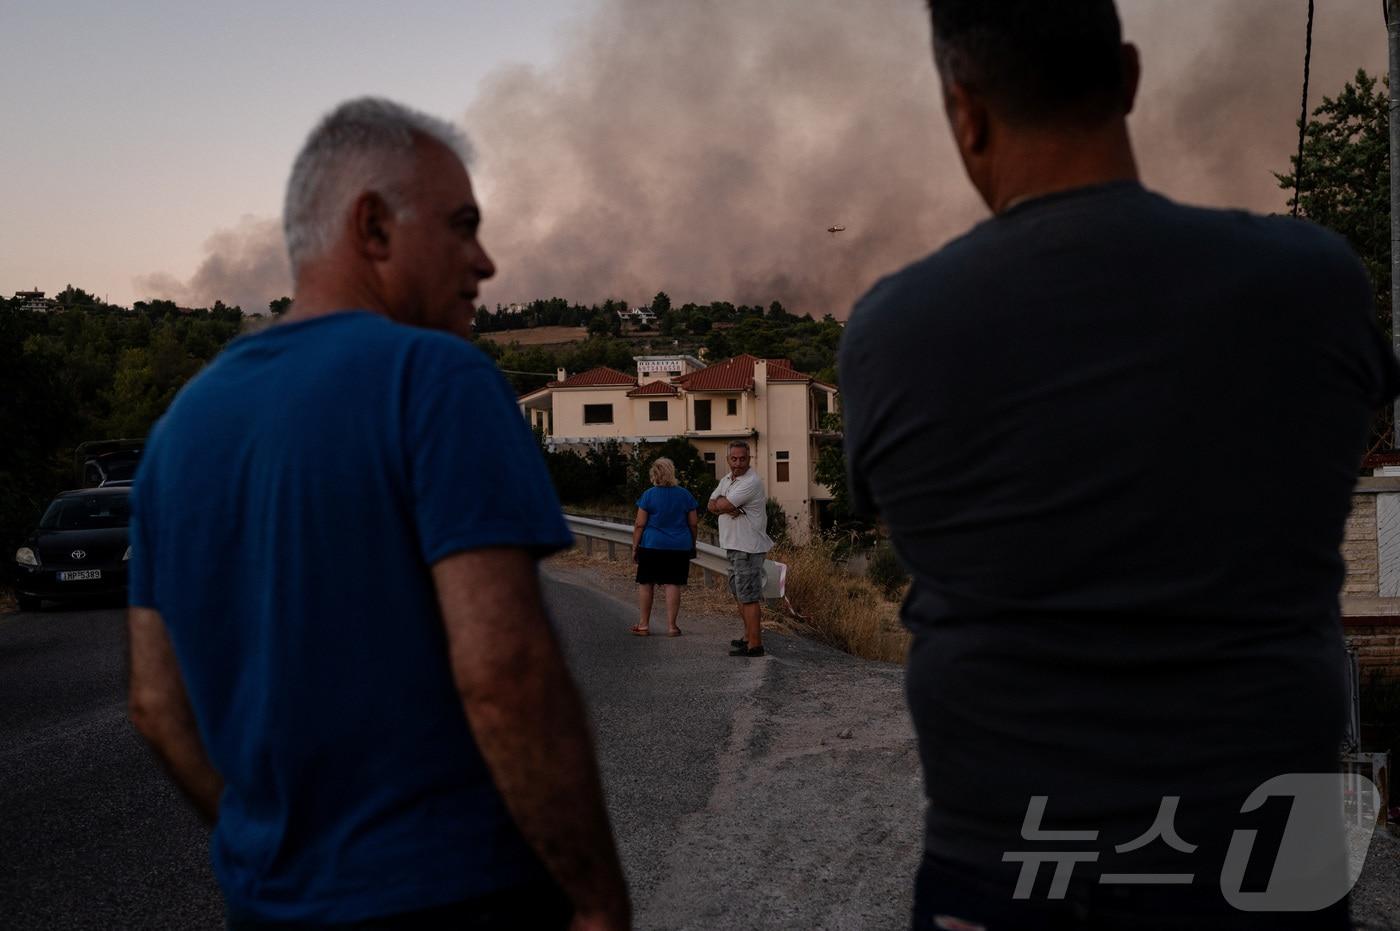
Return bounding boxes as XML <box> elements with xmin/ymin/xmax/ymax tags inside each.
<box><xmin>710</xmin><ymin>470</ymin><xmax>773</xmax><ymax>554</ymax></box>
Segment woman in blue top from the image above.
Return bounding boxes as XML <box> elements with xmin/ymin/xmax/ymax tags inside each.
<box><xmin>630</xmin><ymin>457</ymin><xmax>699</xmax><ymax>637</ymax></box>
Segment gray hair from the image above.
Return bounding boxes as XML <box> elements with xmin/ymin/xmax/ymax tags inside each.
<box><xmin>282</xmin><ymin>97</ymin><xmax>475</xmax><ymax>272</ymax></box>
<box><xmin>727</xmin><ymin>440</ymin><xmax>751</xmax><ymax>454</ymax></box>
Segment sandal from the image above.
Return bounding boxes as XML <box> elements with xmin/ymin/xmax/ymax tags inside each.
<box><xmin>667</xmin><ymin>628</ymin><xmax>682</xmax><ymax>637</ymax></box>
<box><xmin>630</xmin><ymin>625</ymin><xmax>650</xmax><ymax>636</ymax></box>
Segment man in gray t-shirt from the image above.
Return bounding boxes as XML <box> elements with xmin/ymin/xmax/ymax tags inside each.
<box><xmin>708</xmin><ymin>440</ymin><xmax>773</xmax><ymax>657</ymax></box>
<box><xmin>841</xmin><ymin>2</ymin><xmax>1400</xmax><ymax>928</ymax></box>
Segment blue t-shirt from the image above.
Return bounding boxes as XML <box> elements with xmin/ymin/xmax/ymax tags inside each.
<box><xmin>637</xmin><ymin>485</ymin><xmax>698</xmax><ymax>550</ymax></box>
<box><xmin>128</xmin><ymin>312</ymin><xmax>573</xmax><ymax>923</ymax></box>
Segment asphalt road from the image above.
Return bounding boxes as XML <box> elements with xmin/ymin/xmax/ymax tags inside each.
<box><xmin>0</xmin><ymin>570</ymin><xmax>925</xmax><ymax>930</ymax></box>
<box><xmin>0</xmin><ymin>598</ymin><xmax>221</xmax><ymax>929</ymax></box>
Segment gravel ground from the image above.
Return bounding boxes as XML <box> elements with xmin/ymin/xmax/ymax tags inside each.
<box><xmin>1351</xmin><ymin>824</ymin><xmax>1400</xmax><ymax>930</ymax></box>
<box><xmin>554</xmin><ymin>548</ymin><xmax>1400</xmax><ymax>929</ymax></box>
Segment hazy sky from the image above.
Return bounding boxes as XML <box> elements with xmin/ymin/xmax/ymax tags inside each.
<box><xmin>0</xmin><ymin>1</ymin><xmax>1389</xmax><ymax>315</ymax></box>
<box><xmin>0</xmin><ymin>0</ymin><xmax>582</xmax><ymax>307</ymax></box>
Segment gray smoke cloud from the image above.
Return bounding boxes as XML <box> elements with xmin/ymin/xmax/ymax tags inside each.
<box><xmin>465</xmin><ymin>0</ymin><xmax>965</xmax><ymax>317</ymax></box>
<box><xmin>1126</xmin><ymin>0</ymin><xmax>1384</xmax><ymax>212</ymax></box>
<box><xmin>151</xmin><ymin>1</ymin><xmax>1384</xmax><ymax>319</ymax></box>
<box><xmin>464</xmin><ymin>0</ymin><xmax>1385</xmax><ymax>317</ymax></box>
<box><xmin>135</xmin><ymin>215</ymin><xmax>290</xmax><ymax>314</ymax></box>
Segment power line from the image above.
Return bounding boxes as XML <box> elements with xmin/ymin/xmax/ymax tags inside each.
<box><xmin>1292</xmin><ymin>0</ymin><xmax>1316</xmax><ymax>218</ymax></box>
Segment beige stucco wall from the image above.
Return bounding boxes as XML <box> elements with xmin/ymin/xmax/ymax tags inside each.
<box><xmin>551</xmin><ymin>386</ymin><xmax>637</xmax><ymax>439</ymax></box>
<box><xmin>682</xmin><ymin>391</ymin><xmax>748</xmax><ymax>437</ymax></box>
<box><xmin>690</xmin><ymin>439</ymin><xmax>733</xmax><ymax>479</ymax></box>
<box><xmin>761</xmin><ymin>382</ymin><xmax>816</xmax><ymax>540</ymax></box>
<box><xmin>633</xmin><ymin>396</ymin><xmax>680</xmax><ymax>434</ymax></box>
<box><xmin>537</xmin><ymin>365</ymin><xmax>837</xmax><ymax>542</ymax></box>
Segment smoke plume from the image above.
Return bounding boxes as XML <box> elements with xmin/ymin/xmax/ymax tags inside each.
<box><xmin>135</xmin><ymin>215</ymin><xmax>290</xmax><ymax>314</ymax></box>
<box><xmin>1125</xmin><ymin>0</ymin><xmax>1384</xmax><ymax>212</ymax></box>
<box><xmin>464</xmin><ymin>0</ymin><xmax>1385</xmax><ymax>317</ymax></box>
<box><xmin>153</xmin><ymin>1</ymin><xmax>1384</xmax><ymax>319</ymax></box>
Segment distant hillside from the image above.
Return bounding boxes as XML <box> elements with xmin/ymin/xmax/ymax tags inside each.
<box><xmin>478</xmin><ymin>325</ymin><xmax>588</xmax><ymax>347</ymax></box>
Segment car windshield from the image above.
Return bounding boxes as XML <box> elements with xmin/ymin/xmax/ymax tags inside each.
<box><xmin>100</xmin><ymin>459</ymin><xmax>139</xmax><ymax>481</ymax></box>
<box><xmin>39</xmin><ymin>494</ymin><xmax>131</xmax><ymax>530</ymax></box>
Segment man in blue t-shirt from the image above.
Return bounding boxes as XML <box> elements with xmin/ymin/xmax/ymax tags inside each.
<box><xmin>126</xmin><ymin>98</ymin><xmax>630</xmax><ymax>930</ymax></box>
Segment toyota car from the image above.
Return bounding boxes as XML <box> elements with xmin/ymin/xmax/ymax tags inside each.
<box><xmin>13</xmin><ymin>487</ymin><xmax>131</xmax><ymax>611</ymax></box>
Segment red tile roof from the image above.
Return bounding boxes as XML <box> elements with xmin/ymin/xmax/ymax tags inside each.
<box><xmin>676</xmin><ymin>355</ymin><xmax>814</xmax><ymax>391</ymax></box>
<box><xmin>627</xmin><ymin>380</ymin><xmax>679</xmax><ymax>397</ymax></box>
<box><xmin>554</xmin><ymin>366</ymin><xmax>637</xmax><ymax>388</ymax></box>
<box><xmin>524</xmin><ymin>358</ymin><xmax>827</xmax><ymax>398</ymax></box>
<box><xmin>767</xmin><ymin>363</ymin><xmax>809</xmax><ymax>382</ymax></box>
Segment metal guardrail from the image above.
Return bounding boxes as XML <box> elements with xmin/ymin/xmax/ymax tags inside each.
<box><xmin>563</xmin><ymin>514</ymin><xmax>785</xmax><ymax>599</ymax></box>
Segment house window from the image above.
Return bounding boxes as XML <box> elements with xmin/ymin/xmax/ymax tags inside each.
<box><xmin>704</xmin><ymin>452</ymin><xmax>716</xmax><ymax>464</ymax></box>
<box><xmin>649</xmin><ymin>401</ymin><xmax>668</xmax><ymax>422</ymax></box>
<box><xmin>583</xmin><ymin>404</ymin><xmax>614</xmax><ymax>424</ymax></box>
<box><xmin>694</xmin><ymin>399</ymin><xmax>712</xmax><ymax>431</ymax></box>
<box><xmin>776</xmin><ymin>450</ymin><xmax>789</xmax><ymax>482</ymax></box>
<box><xmin>726</xmin><ymin>398</ymin><xmax>737</xmax><ymax>416</ymax></box>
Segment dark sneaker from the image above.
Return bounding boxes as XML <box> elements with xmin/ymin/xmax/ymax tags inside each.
<box><xmin>730</xmin><ymin>638</ymin><xmax>748</xmax><ymax>649</ymax></box>
<box><xmin>729</xmin><ymin>644</ymin><xmax>765</xmax><ymax>657</ymax></box>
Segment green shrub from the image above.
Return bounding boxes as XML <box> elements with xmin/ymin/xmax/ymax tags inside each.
<box><xmin>866</xmin><ymin>541</ymin><xmax>909</xmax><ymax>598</ymax></box>
<box><xmin>625</xmin><ymin>438</ymin><xmax>715</xmax><ymax>506</ymax></box>
<box><xmin>766</xmin><ymin>498</ymin><xmax>788</xmax><ymax>544</ymax></box>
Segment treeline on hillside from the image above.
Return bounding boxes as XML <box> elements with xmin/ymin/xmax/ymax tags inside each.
<box><xmin>1</xmin><ymin>293</ymin><xmax>245</xmax><ymax>550</ymax></box>
<box><xmin>1</xmin><ymin>288</ymin><xmax>845</xmax><ymax>553</ymax></box>
<box><xmin>477</xmin><ymin>292</ymin><xmax>843</xmax><ymax>395</ymax></box>
<box><xmin>476</xmin><ymin>292</ymin><xmax>806</xmax><ymax>335</ymax></box>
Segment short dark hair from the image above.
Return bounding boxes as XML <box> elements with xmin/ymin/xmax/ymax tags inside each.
<box><xmin>927</xmin><ymin>0</ymin><xmax>1127</xmax><ymax>126</ymax></box>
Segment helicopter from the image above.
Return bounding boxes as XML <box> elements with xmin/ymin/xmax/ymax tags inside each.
<box><xmin>826</xmin><ymin>225</ymin><xmax>846</xmax><ymax>235</ymax></box>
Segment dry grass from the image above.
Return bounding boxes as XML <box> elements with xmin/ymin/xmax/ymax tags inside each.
<box><xmin>772</xmin><ymin>539</ymin><xmax>909</xmax><ymax>664</ymax></box>
<box><xmin>478</xmin><ymin>325</ymin><xmax>588</xmax><ymax>347</ymax></box>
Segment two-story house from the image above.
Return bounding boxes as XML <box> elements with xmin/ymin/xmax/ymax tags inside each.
<box><xmin>519</xmin><ymin>354</ymin><xmax>839</xmax><ymax>541</ymax></box>
<box><xmin>13</xmin><ymin>289</ymin><xmax>56</xmax><ymax>313</ymax></box>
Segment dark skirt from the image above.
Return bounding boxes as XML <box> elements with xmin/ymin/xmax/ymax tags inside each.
<box><xmin>635</xmin><ymin>546</ymin><xmax>691</xmax><ymax>586</ymax></box>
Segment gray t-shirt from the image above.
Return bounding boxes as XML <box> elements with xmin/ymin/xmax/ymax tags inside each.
<box><xmin>840</xmin><ymin>181</ymin><xmax>1400</xmax><ymax>876</ymax></box>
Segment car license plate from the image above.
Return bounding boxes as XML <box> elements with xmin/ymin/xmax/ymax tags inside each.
<box><xmin>58</xmin><ymin>569</ymin><xmax>101</xmax><ymax>582</ymax></box>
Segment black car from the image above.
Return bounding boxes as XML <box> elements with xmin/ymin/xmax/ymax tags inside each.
<box><xmin>81</xmin><ymin>450</ymin><xmax>141</xmax><ymax>487</ymax></box>
<box><xmin>13</xmin><ymin>487</ymin><xmax>131</xmax><ymax>611</ymax></box>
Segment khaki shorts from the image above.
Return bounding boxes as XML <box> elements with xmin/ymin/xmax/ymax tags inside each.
<box><xmin>727</xmin><ymin>550</ymin><xmax>767</xmax><ymax>603</ymax></box>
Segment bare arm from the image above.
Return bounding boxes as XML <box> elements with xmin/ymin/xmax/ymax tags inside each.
<box><xmin>632</xmin><ymin>508</ymin><xmax>648</xmax><ymax>561</ymax></box>
<box><xmin>708</xmin><ymin>496</ymin><xmax>742</xmax><ymax>516</ymax></box>
<box><xmin>127</xmin><ymin>607</ymin><xmax>223</xmax><ymax>825</ymax></box>
<box><xmin>687</xmin><ymin>510</ymin><xmax>699</xmax><ymax>549</ymax></box>
<box><xmin>434</xmin><ymin>548</ymin><xmax>630</xmax><ymax>931</ymax></box>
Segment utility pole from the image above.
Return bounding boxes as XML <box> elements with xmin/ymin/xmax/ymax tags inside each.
<box><xmin>1391</xmin><ymin>0</ymin><xmax>1400</xmax><ymax>440</ymax></box>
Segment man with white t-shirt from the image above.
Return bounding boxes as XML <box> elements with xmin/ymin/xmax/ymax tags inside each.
<box><xmin>707</xmin><ymin>440</ymin><xmax>773</xmax><ymax>657</ymax></box>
